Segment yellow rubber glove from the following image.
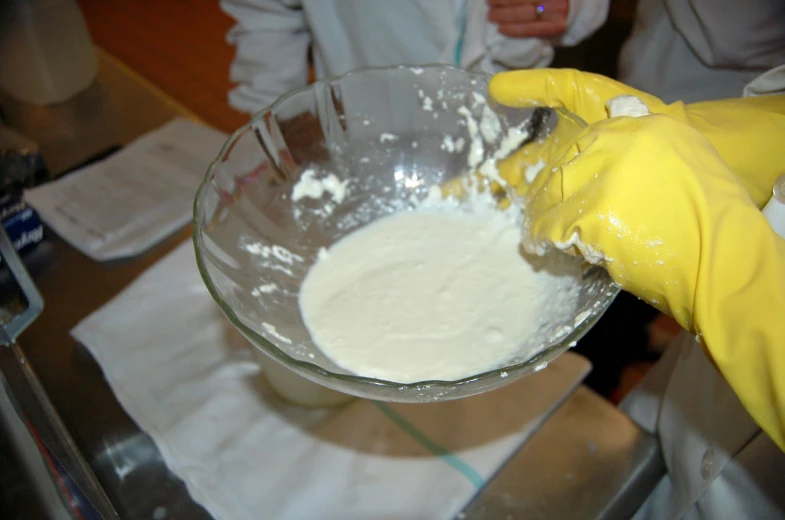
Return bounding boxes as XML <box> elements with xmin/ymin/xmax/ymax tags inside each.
<box><xmin>520</xmin><ymin>113</ymin><xmax>785</xmax><ymax>452</ymax></box>
<box><xmin>497</xmin><ymin>108</ymin><xmax>583</xmax><ymax>196</ymax></box>
<box><xmin>489</xmin><ymin>69</ymin><xmax>785</xmax><ymax>208</ymax></box>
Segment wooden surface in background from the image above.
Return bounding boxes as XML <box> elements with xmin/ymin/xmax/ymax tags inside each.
<box><xmin>77</xmin><ymin>0</ymin><xmax>247</xmax><ymax>133</ymax></box>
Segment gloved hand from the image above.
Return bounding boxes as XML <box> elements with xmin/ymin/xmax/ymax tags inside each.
<box><xmin>514</xmin><ymin>111</ymin><xmax>785</xmax><ymax>452</ymax></box>
<box><xmin>489</xmin><ymin>68</ymin><xmax>785</xmax><ymax>208</ymax></box>
<box><xmin>496</xmin><ymin>105</ymin><xmax>584</xmax><ymax>196</ymax></box>
<box><xmin>523</xmin><ymin>114</ymin><xmax>747</xmax><ymax>328</ymax></box>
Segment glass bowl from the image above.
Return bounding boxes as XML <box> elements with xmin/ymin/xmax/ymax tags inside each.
<box><xmin>193</xmin><ymin>64</ymin><xmax>619</xmax><ymax>403</ymax></box>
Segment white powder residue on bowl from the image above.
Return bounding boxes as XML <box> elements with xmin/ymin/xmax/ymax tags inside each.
<box><xmin>297</xmin><ymin>184</ymin><xmax>585</xmax><ymax>383</ymax></box>
<box><xmin>292</xmin><ymin>168</ymin><xmax>348</xmax><ymax>204</ymax></box>
<box><xmin>477</xmin><ymin>121</ymin><xmax>530</xmax><ymax>187</ymax></box>
<box><xmin>459</xmin><ymin>96</ymin><xmax>530</xmax><ymax>187</ymax></box>
<box><xmin>495</xmin><ymin>122</ymin><xmax>531</xmax><ymax>159</ymax></box>
<box><xmin>480</xmin><ymin>105</ymin><xmax>502</xmax><ymax>142</ymax></box>
<box><xmin>440</xmin><ymin>135</ymin><xmax>465</xmax><ymax>154</ymax></box>
<box><xmin>240</xmin><ymin>238</ymin><xmax>304</xmax><ymax>264</ymax></box>
<box><xmin>238</xmin><ymin>235</ymin><xmax>304</xmax><ymax>278</ymax></box>
<box><xmin>458</xmin><ymin>106</ymin><xmax>484</xmax><ymax>169</ymax></box>
<box><xmin>252</xmin><ymin>283</ymin><xmax>277</xmax><ymax>297</ymax></box>
<box><xmin>262</xmin><ymin>322</ymin><xmax>292</xmax><ymax>344</ymax></box>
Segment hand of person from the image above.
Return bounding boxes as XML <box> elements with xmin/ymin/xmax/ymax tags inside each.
<box><xmin>489</xmin><ymin>68</ymin><xmax>785</xmax><ymax>208</ymax></box>
<box><xmin>503</xmin><ymin>94</ymin><xmax>785</xmax><ymax>454</ymax></box>
<box><xmin>519</xmin><ymin>114</ymin><xmax>762</xmax><ymax>330</ymax></box>
<box><xmin>487</xmin><ymin>0</ymin><xmax>569</xmax><ymax>38</ymax></box>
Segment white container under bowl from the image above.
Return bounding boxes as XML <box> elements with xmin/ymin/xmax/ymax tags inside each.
<box><xmin>0</xmin><ymin>0</ymin><xmax>98</xmax><ymax>105</ymax></box>
<box><xmin>252</xmin><ymin>348</ymin><xmax>355</xmax><ymax>407</ymax></box>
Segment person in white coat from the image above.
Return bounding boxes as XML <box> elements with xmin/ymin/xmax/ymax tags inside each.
<box><xmin>220</xmin><ymin>0</ymin><xmax>609</xmax><ymax>114</ymax></box>
<box><xmin>619</xmin><ymin>0</ymin><xmax>785</xmax><ymax>103</ymax></box>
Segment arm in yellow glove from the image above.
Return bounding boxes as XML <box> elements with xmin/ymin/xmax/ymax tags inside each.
<box><xmin>489</xmin><ymin>68</ymin><xmax>785</xmax><ymax>207</ymax></box>
<box><xmin>518</xmin><ymin>113</ymin><xmax>785</xmax><ymax>452</ymax></box>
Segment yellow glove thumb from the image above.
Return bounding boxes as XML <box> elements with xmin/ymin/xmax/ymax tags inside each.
<box><xmin>489</xmin><ymin>69</ymin><xmax>667</xmax><ymax>124</ymax></box>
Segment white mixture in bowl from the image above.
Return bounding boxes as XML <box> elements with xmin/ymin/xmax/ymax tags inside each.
<box><xmin>298</xmin><ymin>188</ymin><xmax>585</xmax><ymax>383</ymax></box>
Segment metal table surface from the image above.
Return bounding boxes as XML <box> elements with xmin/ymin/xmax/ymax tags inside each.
<box><xmin>1</xmin><ymin>49</ymin><xmax>664</xmax><ymax>520</ymax></box>
<box><xmin>2</xmin><ymin>48</ymin><xmax>213</xmax><ymax>519</ymax></box>
<box><xmin>458</xmin><ymin>386</ymin><xmax>664</xmax><ymax>520</ymax></box>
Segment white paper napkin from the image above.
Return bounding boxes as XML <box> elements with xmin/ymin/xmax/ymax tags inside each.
<box><xmin>72</xmin><ymin>240</ymin><xmax>589</xmax><ymax>520</ymax></box>
<box><xmin>26</xmin><ymin>119</ymin><xmax>226</xmax><ymax>261</ymax></box>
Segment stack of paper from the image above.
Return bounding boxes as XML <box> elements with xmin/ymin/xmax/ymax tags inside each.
<box><xmin>25</xmin><ymin>118</ymin><xmax>227</xmax><ymax>261</ymax></box>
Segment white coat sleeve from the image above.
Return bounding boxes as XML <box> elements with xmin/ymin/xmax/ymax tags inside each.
<box><xmin>665</xmin><ymin>0</ymin><xmax>785</xmax><ymax>69</ymax></box>
<box><xmin>744</xmin><ymin>64</ymin><xmax>785</xmax><ymax>97</ymax></box>
<box><xmin>557</xmin><ymin>0</ymin><xmax>611</xmax><ymax>47</ymax></box>
<box><xmin>220</xmin><ymin>0</ymin><xmax>311</xmax><ymax>115</ymax></box>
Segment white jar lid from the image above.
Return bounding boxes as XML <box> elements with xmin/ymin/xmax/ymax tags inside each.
<box><xmin>762</xmin><ymin>174</ymin><xmax>785</xmax><ymax>239</ymax></box>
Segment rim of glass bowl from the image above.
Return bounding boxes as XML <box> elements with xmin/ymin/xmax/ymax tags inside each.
<box><xmin>192</xmin><ymin>63</ymin><xmax>621</xmax><ymax>392</ymax></box>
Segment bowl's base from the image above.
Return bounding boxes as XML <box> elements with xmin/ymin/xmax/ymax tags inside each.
<box><xmin>253</xmin><ymin>350</ymin><xmax>356</xmax><ymax>407</ymax></box>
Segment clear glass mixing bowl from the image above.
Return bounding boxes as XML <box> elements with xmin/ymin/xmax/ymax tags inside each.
<box><xmin>193</xmin><ymin>65</ymin><xmax>619</xmax><ymax>403</ymax></box>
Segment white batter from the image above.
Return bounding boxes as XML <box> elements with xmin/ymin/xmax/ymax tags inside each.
<box><xmin>298</xmin><ymin>208</ymin><xmax>583</xmax><ymax>383</ymax></box>
<box><xmin>607</xmin><ymin>94</ymin><xmax>652</xmax><ymax>118</ymax></box>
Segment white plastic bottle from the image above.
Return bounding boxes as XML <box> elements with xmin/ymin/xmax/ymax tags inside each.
<box><xmin>0</xmin><ymin>0</ymin><xmax>98</xmax><ymax>105</ymax></box>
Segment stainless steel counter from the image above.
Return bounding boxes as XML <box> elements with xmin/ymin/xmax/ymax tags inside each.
<box><xmin>1</xmin><ymin>48</ymin><xmax>664</xmax><ymax>519</ymax></box>
<box><xmin>458</xmin><ymin>387</ymin><xmax>664</xmax><ymax>519</ymax></box>
<box><xmin>2</xmin><ymin>48</ymin><xmax>212</xmax><ymax>519</ymax></box>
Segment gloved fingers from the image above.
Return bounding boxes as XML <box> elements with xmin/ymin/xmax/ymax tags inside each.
<box><xmin>524</xmin><ymin>119</ymin><xmax>617</xmax><ymax>214</ymax></box>
<box><xmin>672</xmin><ymin>96</ymin><xmax>785</xmax><ymax>208</ymax></box>
<box><xmin>497</xmin><ymin>136</ymin><xmax>566</xmax><ymax>197</ymax></box>
<box><xmin>495</xmin><ymin>103</ymin><xmax>588</xmax><ymax>200</ymax></box>
<box><xmin>525</xmin><ymin>199</ymin><xmax>682</xmax><ymax>323</ymax></box>
<box><xmin>522</xmin><ymin>117</ymin><xmax>666</xmax><ymax>263</ymax></box>
<box><xmin>525</xmin><ymin>198</ymin><xmax>581</xmax><ymax>255</ymax></box>
<box><xmin>523</xmin><ymin>116</ymin><xmax>735</xmax><ymax>323</ymax></box>
<box><xmin>522</xmin><ymin>137</ymin><xmax>607</xmax><ymax>264</ymax></box>
<box><xmin>488</xmin><ymin>69</ymin><xmax>664</xmax><ymax>124</ymax></box>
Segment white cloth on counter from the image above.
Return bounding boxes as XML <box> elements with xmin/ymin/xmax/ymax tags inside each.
<box><xmin>71</xmin><ymin>240</ymin><xmax>590</xmax><ymax>520</ymax></box>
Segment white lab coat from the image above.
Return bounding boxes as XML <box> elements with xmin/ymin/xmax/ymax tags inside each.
<box><xmin>621</xmin><ymin>66</ymin><xmax>785</xmax><ymax>519</ymax></box>
<box><xmin>220</xmin><ymin>0</ymin><xmax>609</xmax><ymax>114</ymax></box>
<box><xmin>619</xmin><ymin>0</ymin><xmax>785</xmax><ymax>104</ymax></box>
